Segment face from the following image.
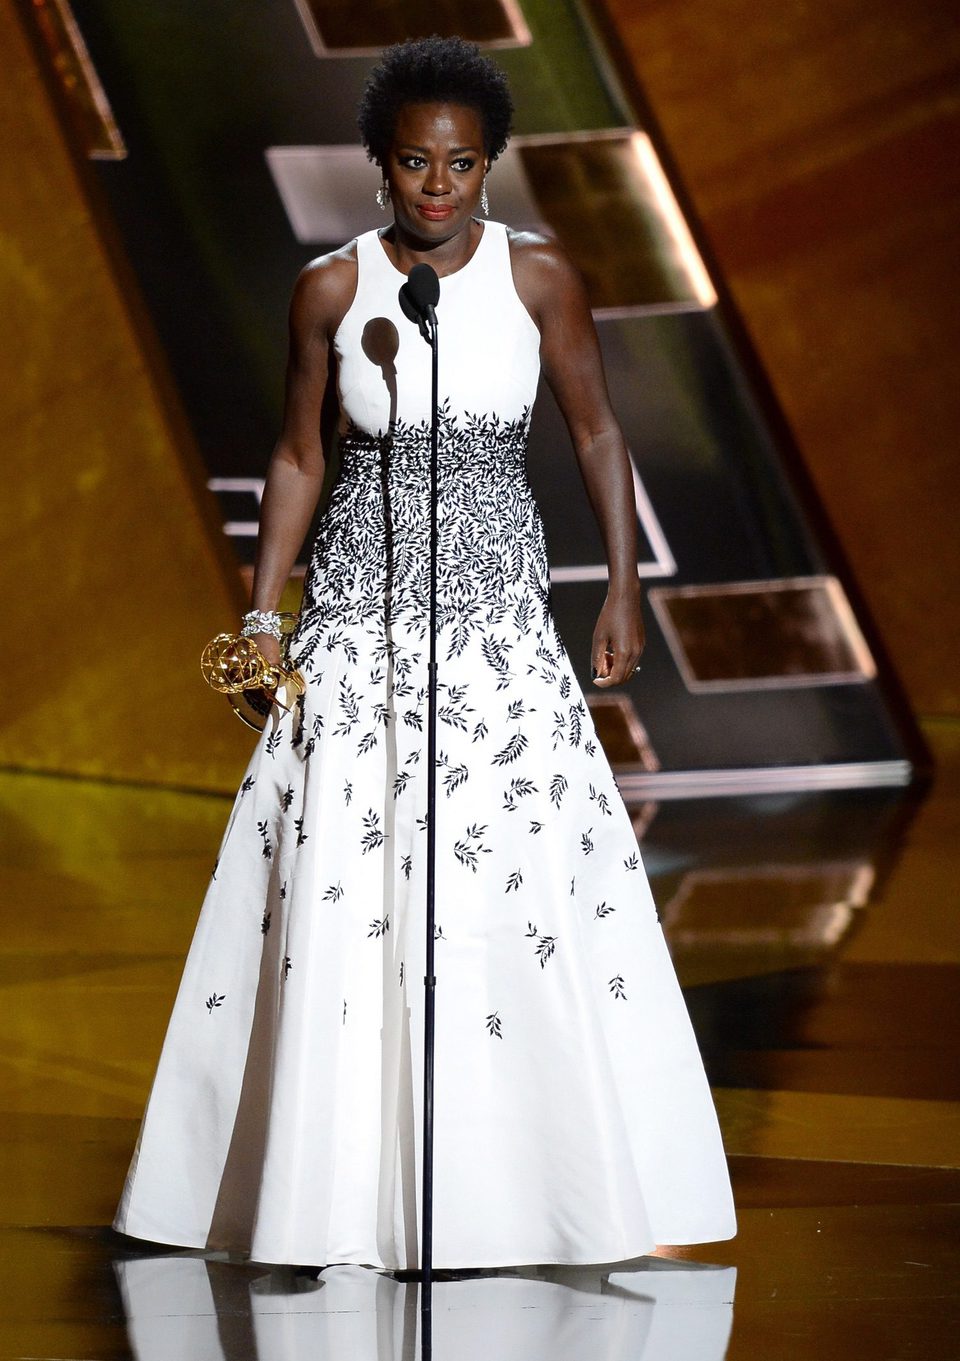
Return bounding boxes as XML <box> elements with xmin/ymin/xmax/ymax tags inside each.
<box><xmin>384</xmin><ymin>102</ymin><xmax>488</xmax><ymax>241</ymax></box>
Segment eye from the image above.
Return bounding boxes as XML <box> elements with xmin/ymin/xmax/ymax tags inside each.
<box><xmin>452</xmin><ymin>158</ymin><xmax>477</xmax><ymax>173</ymax></box>
<box><xmin>399</xmin><ymin>155</ymin><xmax>427</xmax><ymax>170</ymax></box>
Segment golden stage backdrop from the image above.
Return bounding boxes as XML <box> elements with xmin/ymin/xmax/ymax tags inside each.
<box><xmin>1</xmin><ymin>0</ymin><xmax>249</xmax><ymax>793</ymax></box>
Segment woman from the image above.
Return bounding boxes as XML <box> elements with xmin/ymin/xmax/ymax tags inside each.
<box><xmin>114</xmin><ymin>36</ymin><xmax>736</xmax><ymax>1272</ymax></box>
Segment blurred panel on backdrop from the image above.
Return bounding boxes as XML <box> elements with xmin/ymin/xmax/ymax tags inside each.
<box><xmin>593</xmin><ymin>0</ymin><xmax>960</xmax><ymax>718</ymax></box>
<box><xmin>2</xmin><ymin>1</ymin><xmax>247</xmax><ymax>791</ymax></box>
<box><xmin>293</xmin><ymin>0</ymin><xmax>531</xmax><ymax>55</ymax></box>
<box><xmin>27</xmin><ymin>0</ymin><xmax>125</xmax><ymax>157</ymax></box>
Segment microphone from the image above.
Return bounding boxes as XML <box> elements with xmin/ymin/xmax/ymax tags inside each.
<box><xmin>399</xmin><ymin>263</ymin><xmax>440</xmax><ymax>344</ymax></box>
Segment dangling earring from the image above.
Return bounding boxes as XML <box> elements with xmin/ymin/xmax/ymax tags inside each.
<box><xmin>480</xmin><ymin>176</ymin><xmax>490</xmax><ymax>218</ymax></box>
<box><xmin>376</xmin><ymin>180</ymin><xmax>390</xmax><ymax>211</ymax></box>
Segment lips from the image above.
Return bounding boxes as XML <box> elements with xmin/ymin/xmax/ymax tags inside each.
<box><xmin>417</xmin><ymin>204</ymin><xmax>456</xmax><ymax>221</ymax></box>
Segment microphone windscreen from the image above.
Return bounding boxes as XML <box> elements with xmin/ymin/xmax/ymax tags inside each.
<box><xmin>406</xmin><ymin>263</ymin><xmax>440</xmax><ymax>311</ymax></box>
<box><xmin>398</xmin><ymin>283</ymin><xmax>421</xmax><ymax>327</ymax></box>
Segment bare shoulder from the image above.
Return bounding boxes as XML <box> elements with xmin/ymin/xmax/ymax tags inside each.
<box><xmin>290</xmin><ymin>240</ymin><xmax>360</xmax><ymax>339</ymax></box>
<box><xmin>505</xmin><ymin>229</ymin><xmax>588</xmax><ymax>325</ymax></box>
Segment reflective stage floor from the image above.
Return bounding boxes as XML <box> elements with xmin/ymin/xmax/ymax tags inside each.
<box><xmin>1</xmin><ymin>722</ymin><xmax>958</xmax><ymax>1359</ymax></box>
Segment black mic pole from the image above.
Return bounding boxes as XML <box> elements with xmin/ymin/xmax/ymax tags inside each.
<box><xmin>422</xmin><ymin>299</ymin><xmax>438</xmax><ymax>1309</ymax></box>
<box><xmin>398</xmin><ymin>263</ymin><xmax>441</xmax><ymax>1313</ymax></box>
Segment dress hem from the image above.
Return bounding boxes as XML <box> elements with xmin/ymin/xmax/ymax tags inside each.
<box><xmin>111</xmin><ymin>1222</ymin><xmax>737</xmax><ymax>1271</ymax></box>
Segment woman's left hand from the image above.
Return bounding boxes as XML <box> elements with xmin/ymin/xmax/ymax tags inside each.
<box><xmin>591</xmin><ymin>587</ymin><xmax>645</xmax><ymax>687</ymax></box>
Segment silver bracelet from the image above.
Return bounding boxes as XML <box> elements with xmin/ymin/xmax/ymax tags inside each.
<box><xmin>241</xmin><ymin>609</ymin><xmax>282</xmax><ymax>641</ymax></box>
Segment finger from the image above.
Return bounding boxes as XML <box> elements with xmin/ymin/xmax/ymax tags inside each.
<box><xmin>601</xmin><ymin>653</ymin><xmax>642</xmax><ymax>687</ymax></box>
<box><xmin>592</xmin><ymin>640</ymin><xmax>613</xmax><ymax>679</ymax></box>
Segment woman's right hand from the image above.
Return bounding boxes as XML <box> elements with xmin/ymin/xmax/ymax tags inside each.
<box><xmin>250</xmin><ymin>631</ymin><xmax>282</xmax><ymax>670</ymax></box>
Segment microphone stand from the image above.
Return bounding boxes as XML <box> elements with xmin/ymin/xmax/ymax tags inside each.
<box><xmin>398</xmin><ymin>265</ymin><xmax>440</xmax><ymax>1320</ymax></box>
<box><xmin>421</xmin><ymin>301</ymin><xmax>439</xmax><ymax>1311</ymax></box>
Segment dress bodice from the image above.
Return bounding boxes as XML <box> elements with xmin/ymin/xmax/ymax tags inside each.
<box><xmin>333</xmin><ymin>221</ymin><xmax>542</xmax><ymax>439</ymax></box>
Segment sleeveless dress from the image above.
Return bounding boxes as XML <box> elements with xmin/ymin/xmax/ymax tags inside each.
<box><xmin>114</xmin><ymin>222</ymin><xmax>736</xmax><ymax>1269</ymax></box>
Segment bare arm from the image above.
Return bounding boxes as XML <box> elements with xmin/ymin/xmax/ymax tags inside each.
<box><xmin>247</xmin><ymin>248</ymin><xmax>356</xmax><ymax>659</ymax></box>
<box><xmin>510</xmin><ymin>234</ymin><xmax>644</xmax><ymax>687</ymax></box>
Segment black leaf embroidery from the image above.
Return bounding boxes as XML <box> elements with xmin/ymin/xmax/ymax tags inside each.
<box><xmin>526</xmin><ymin>921</ymin><xmax>556</xmax><ymax>967</ymax></box>
<box><xmin>528</xmin><ymin>820</ymin><xmax>543</xmax><ymax>835</ymax></box>
<box><xmin>442</xmin><ymin>760</ymin><xmax>469</xmax><ymax>796</ymax></box>
<box><xmin>569</xmin><ymin>706</ymin><xmax>583</xmax><ymax>748</ymax></box>
<box><xmin>454</xmin><ymin>823</ymin><xmax>492</xmax><ymax>872</ymax></box>
<box><xmin>294</xmin><ymin>816</ymin><xmax>308</xmax><ymax>847</ymax></box>
<box><xmin>394</xmin><ymin>769</ymin><xmax>412</xmax><ymax>798</ymax></box>
<box><xmin>265</xmin><ymin>729</ymin><xmax>281</xmax><ymax>757</ymax></box>
<box><xmin>257</xmin><ymin>820</ymin><xmax>272</xmax><ymax>860</ymax></box>
<box><xmin>559</xmin><ymin>674</ymin><xmax>571</xmax><ymax>699</ymax></box>
<box><xmin>334</xmin><ymin>677</ymin><xmax>361</xmax><ymax>736</ymax></box>
<box><xmin>549</xmin><ymin>774</ymin><xmax>568</xmax><ymax>808</ymax></box>
<box><xmin>261</xmin><ymin>910</ymin><xmax>271</xmax><ymax>934</ymax></box>
<box><xmin>481</xmin><ymin>634</ymin><xmax>514</xmax><ymax>689</ymax></box>
<box><xmin>357</xmin><ymin>730</ymin><xmax>379</xmax><ymax>755</ymax></box>
<box><xmin>206</xmin><ymin>993</ymin><xmax>225</xmax><ymax>1013</ymax></box>
<box><xmin>472</xmin><ymin>719</ymin><xmax>489</xmax><ymax>743</ymax></box>
<box><xmin>435</xmin><ymin>923</ymin><xmax>446</xmax><ymax>940</ymax></box>
<box><xmin>446</xmin><ymin>617</ymin><xmax>471</xmax><ymax>659</ymax></box>
<box><xmin>535</xmin><ymin>639</ymin><xmax>559</xmax><ymax>673</ymax></box>
<box><xmin>361</xmin><ymin>809</ymin><xmax>385</xmax><ymax>854</ymax></box>
<box><xmin>493</xmin><ymin>731</ymin><xmax>528</xmax><ymax>766</ymax></box>
<box><xmin>279</xmin><ymin>881</ymin><xmax>287</xmax><ymax>899</ymax></box>
<box><xmin>240</xmin><ymin>776</ymin><xmax>255</xmax><ymax>797</ymax></box>
<box><xmin>503</xmin><ymin>776</ymin><xmax>537</xmax><ymax>811</ymax></box>
<box><xmin>505</xmin><ymin>869</ymin><xmax>523</xmax><ymax>893</ymax></box>
<box><xmin>344</xmin><ymin>779</ymin><xmax>353</xmax><ymax>805</ymax></box>
<box><xmin>399</xmin><ymin>961</ymin><xmax>405</xmax><ymax>987</ymax></box>
<box><xmin>368</xmin><ymin>916</ymin><xmax>390</xmax><ymax>938</ymax></box>
<box><xmin>401</xmin><ymin>854</ymin><xmax>412</xmax><ymax>880</ymax></box>
<box><xmin>551</xmin><ymin>711</ymin><xmax>567</xmax><ymax>749</ymax></box>
<box><xmin>589</xmin><ymin>783</ymin><xmax>612</xmax><ymax>816</ymax></box>
<box><xmin>323</xmin><ymin>881</ymin><xmax>344</xmax><ymax>903</ymax></box>
<box><xmin>595</xmin><ymin>901</ymin><xmax>615</xmax><ymax>919</ymax></box>
<box><xmin>211</xmin><ymin>857</ymin><xmax>219</xmax><ymax>880</ymax></box>
<box><xmin>486</xmin><ymin>1012</ymin><xmax>503</xmax><ymax>1039</ymax></box>
<box><xmin>506</xmin><ymin>699</ymin><xmax>530</xmax><ymax>720</ymax></box>
<box><xmin>513</xmin><ymin>595</ymin><xmax>533</xmax><ymax>633</ymax></box>
<box><xmin>609</xmin><ymin>974</ymin><xmax>627</xmax><ymax>1000</ymax></box>
<box><xmin>584</xmin><ymin>739</ymin><xmax>597</xmax><ymax>757</ymax></box>
<box><xmin>283</xmin><ymin>956</ymin><xmax>292</xmax><ymax>979</ymax></box>
<box><xmin>536</xmin><ymin>937</ymin><xmax>556</xmax><ymax>967</ymax></box>
<box><xmin>438</xmin><ymin>683</ymin><xmax>473</xmax><ymax>731</ymax></box>
<box><xmin>581</xmin><ymin>828</ymin><xmax>595</xmax><ymax>855</ymax></box>
<box><xmin>280</xmin><ymin>784</ymin><xmax>294</xmax><ymax>812</ymax></box>
<box><xmin>403</xmin><ymin>709</ymin><xmax>424</xmax><ymax>731</ymax></box>
<box><xmin>624</xmin><ymin>852</ymin><xmax>639</xmax><ymax>870</ymax></box>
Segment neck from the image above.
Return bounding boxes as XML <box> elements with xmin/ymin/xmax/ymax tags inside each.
<box><xmin>384</xmin><ymin>217</ymin><xmax>483</xmax><ymax>278</ymax></box>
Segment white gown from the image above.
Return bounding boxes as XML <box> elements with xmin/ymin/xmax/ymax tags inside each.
<box><xmin>114</xmin><ymin>221</ymin><xmax>736</xmax><ymax>1269</ymax></box>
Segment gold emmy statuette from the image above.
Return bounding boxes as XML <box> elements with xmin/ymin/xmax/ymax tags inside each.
<box><xmin>200</xmin><ymin>613</ymin><xmax>305</xmax><ymax>733</ymax></box>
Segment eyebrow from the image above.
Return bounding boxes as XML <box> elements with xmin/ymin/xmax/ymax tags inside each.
<box><xmin>397</xmin><ymin>144</ymin><xmax>481</xmax><ymax>154</ymax></box>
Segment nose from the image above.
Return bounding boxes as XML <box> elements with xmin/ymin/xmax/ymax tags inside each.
<box><xmin>423</xmin><ymin>162</ymin><xmax>452</xmax><ymax>196</ymax></box>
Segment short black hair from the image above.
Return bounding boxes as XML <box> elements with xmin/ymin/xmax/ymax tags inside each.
<box><xmin>357</xmin><ymin>35</ymin><xmax>514</xmax><ymax>166</ymax></box>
